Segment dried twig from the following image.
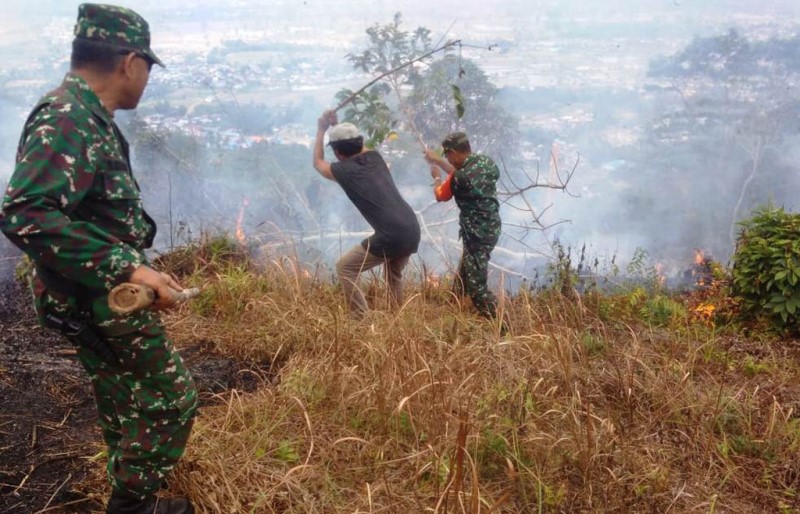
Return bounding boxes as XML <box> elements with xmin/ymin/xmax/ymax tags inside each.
<box><xmin>34</xmin><ymin>472</ymin><xmax>72</xmax><ymax>514</ymax></box>
<box><xmin>34</xmin><ymin>497</ymin><xmax>92</xmax><ymax>514</ymax></box>
<box><xmin>11</xmin><ymin>451</ymin><xmax>84</xmax><ymax>497</ymax></box>
<box><xmin>56</xmin><ymin>408</ymin><xmax>72</xmax><ymax>428</ymax></box>
<box><xmin>11</xmin><ymin>465</ymin><xmax>33</xmax><ymax>496</ymax></box>
<box><xmin>497</xmin><ymin>153</ymin><xmax>580</xmax><ymax>197</ymax></box>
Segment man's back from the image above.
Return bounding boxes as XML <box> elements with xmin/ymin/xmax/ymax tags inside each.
<box><xmin>331</xmin><ymin>150</ymin><xmax>420</xmax><ymax>258</ymax></box>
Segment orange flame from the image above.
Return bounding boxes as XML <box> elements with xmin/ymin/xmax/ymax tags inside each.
<box><xmin>691</xmin><ymin>249</ymin><xmax>715</xmax><ymax>287</ymax></box>
<box><xmin>692</xmin><ymin>303</ymin><xmax>716</xmax><ymax>325</ymax></box>
<box><xmin>235</xmin><ymin>197</ymin><xmax>250</xmax><ymax>245</ymax></box>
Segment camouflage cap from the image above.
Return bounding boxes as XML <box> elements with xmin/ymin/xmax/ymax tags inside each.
<box><xmin>441</xmin><ymin>132</ymin><xmax>470</xmax><ymax>150</ymax></box>
<box><xmin>74</xmin><ymin>3</ymin><xmax>164</xmax><ymax>67</ymax></box>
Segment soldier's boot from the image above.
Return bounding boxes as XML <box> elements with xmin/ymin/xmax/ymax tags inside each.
<box><xmin>106</xmin><ymin>490</ymin><xmax>195</xmax><ymax>514</ymax></box>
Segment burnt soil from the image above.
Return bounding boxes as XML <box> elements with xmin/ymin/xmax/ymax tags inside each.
<box><xmin>0</xmin><ymin>238</ymin><xmax>272</xmax><ymax>513</ymax></box>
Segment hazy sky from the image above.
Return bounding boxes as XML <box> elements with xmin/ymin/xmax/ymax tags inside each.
<box><xmin>4</xmin><ymin>1</ymin><xmax>799</xmax><ymax>51</ymax></box>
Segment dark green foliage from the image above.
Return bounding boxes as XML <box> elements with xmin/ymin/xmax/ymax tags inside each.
<box><xmin>347</xmin><ymin>13</ymin><xmax>432</xmax><ymax>77</ymax></box>
<box><xmin>409</xmin><ymin>55</ymin><xmax>518</xmax><ymax>157</ymax></box>
<box><xmin>336</xmin><ymin>13</ymin><xmax>517</xmax><ymax>156</ymax></box>
<box><xmin>334</xmin><ymin>13</ymin><xmax>433</xmax><ymax>147</ymax></box>
<box><xmin>649</xmin><ymin>30</ymin><xmax>800</xmax><ymax>80</ymax></box>
<box><xmin>335</xmin><ymin>84</ymin><xmax>395</xmax><ymax>148</ymax></box>
<box><xmin>731</xmin><ymin>206</ymin><xmax>800</xmax><ymax>329</ymax></box>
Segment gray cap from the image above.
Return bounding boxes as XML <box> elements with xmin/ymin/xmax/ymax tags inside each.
<box><xmin>328</xmin><ymin>122</ymin><xmax>361</xmax><ymax>145</ymax></box>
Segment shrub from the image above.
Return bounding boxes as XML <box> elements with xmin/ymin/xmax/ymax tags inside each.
<box><xmin>731</xmin><ymin>205</ymin><xmax>800</xmax><ymax>330</ymax></box>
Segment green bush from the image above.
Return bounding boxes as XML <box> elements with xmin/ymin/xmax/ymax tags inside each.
<box><xmin>731</xmin><ymin>206</ymin><xmax>800</xmax><ymax>330</ymax></box>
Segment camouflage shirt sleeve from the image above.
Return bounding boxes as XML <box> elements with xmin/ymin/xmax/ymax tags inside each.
<box><xmin>0</xmin><ymin>102</ymin><xmax>144</xmax><ymax>291</ymax></box>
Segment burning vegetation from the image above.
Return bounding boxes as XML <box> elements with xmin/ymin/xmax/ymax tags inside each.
<box><xmin>686</xmin><ymin>248</ymin><xmax>716</xmax><ymax>288</ymax></box>
<box><xmin>2</xmin><ymin>236</ymin><xmax>796</xmax><ymax>512</ymax></box>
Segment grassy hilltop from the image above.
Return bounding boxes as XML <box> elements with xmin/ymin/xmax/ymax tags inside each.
<box><xmin>76</xmin><ymin>237</ymin><xmax>800</xmax><ymax>513</ymax></box>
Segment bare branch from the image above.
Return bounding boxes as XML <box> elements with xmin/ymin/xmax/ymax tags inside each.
<box><xmin>501</xmin><ymin>230</ymin><xmax>540</xmax><ymax>252</ymax></box>
<box><xmin>489</xmin><ymin>261</ymin><xmax>528</xmax><ymax>280</ymax></box>
<box><xmin>504</xmin><ymin>218</ymin><xmax>571</xmax><ymax>233</ymax></box>
<box><xmin>419</xmin><ymin>216</ymin><xmax>459</xmax><ymax>229</ymax></box>
<box><xmin>417</xmin><ymin>199</ymin><xmax>442</xmax><ymax>215</ymax></box>
<box><xmin>416</xmin><ymin>212</ymin><xmax>450</xmax><ymax>263</ymax></box>
<box><xmin>497</xmin><ymin>153</ymin><xmax>580</xmax><ymax>196</ymax></box>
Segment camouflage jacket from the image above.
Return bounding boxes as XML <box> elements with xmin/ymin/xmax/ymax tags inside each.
<box><xmin>452</xmin><ymin>154</ymin><xmax>501</xmax><ymax>245</ymax></box>
<box><xmin>0</xmin><ymin>73</ymin><xmax>156</xmax><ymax>308</ymax></box>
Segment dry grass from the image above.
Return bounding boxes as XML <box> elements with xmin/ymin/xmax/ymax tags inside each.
<box><xmin>79</xmin><ymin>239</ymin><xmax>800</xmax><ymax>513</ymax></box>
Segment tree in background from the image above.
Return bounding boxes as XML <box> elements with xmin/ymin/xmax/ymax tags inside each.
<box><xmin>335</xmin><ymin>13</ymin><xmax>434</xmax><ymax>148</ymax></box>
<box><xmin>335</xmin><ymin>13</ymin><xmax>519</xmax><ymax>159</ymax></box>
<box><xmin>333</xmin><ymin>13</ymin><xmax>578</xmax><ymax>278</ymax></box>
<box><xmin>121</xmin><ymin>110</ymin><xmax>332</xmax><ymax>251</ymax></box>
<box><xmin>408</xmin><ymin>55</ymin><xmax>518</xmax><ymax>159</ymax></box>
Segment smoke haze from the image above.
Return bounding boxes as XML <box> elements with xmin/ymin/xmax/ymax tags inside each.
<box><xmin>2</xmin><ymin>0</ymin><xmax>799</xmax><ymax>284</ymax></box>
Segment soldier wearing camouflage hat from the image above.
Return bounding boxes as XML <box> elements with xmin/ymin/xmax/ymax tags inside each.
<box><xmin>0</xmin><ymin>4</ymin><xmax>197</xmax><ymax>513</ymax></box>
<box><xmin>424</xmin><ymin>133</ymin><xmax>502</xmax><ymax>319</ymax></box>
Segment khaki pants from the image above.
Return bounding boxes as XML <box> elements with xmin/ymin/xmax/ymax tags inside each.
<box><xmin>335</xmin><ymin>244</ymin><xmax>410</xmax><ymax>317</ymax></box>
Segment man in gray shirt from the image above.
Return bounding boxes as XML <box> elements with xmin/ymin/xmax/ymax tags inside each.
<box><xmin>313</xmin><ymin>110</ymin><xmax>420</xmax><ymax>317</ymax></box>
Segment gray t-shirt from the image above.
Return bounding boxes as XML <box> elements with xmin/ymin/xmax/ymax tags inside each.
<box><xmin>331</xmin><ymin>151</ymin><xmax>420</xmax><ymax>258</ymax></box>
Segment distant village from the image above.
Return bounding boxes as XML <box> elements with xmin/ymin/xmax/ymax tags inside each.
<box><xmin>0</xmin><ymin>10</ymin><xmax>692</xmax><ymax>156</ymax></box>
<box><xmin>1</xmin><ymin>7</ymin><xmax>794</xmax><ymax>177</ymax></box>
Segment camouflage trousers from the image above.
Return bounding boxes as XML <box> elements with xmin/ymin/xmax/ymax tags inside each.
<box><xmin>77</xmin><ymin>316</ymin><xmax>198</xmax><ymax>500</ymax></box>
<box><xmin>454</xmin><ymin>239</ymin><xmax>498</xmax><ymax>318</ymax></box>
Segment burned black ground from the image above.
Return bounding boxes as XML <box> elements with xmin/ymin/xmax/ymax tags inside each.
<box><xmin>0</xmin><ymin>238</ymin><xmax>271</xmax><ymax>513</ymax></box>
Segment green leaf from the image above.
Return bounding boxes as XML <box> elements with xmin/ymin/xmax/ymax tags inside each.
<box><xmin>276</xmin><ymin>440</ymin><xmax>299</xmax><ymax>463</ymax></box>
<box><xmin>452</xmin><ymin>84</ymin><xmax>465</xmax><ymax>119</ymax></box>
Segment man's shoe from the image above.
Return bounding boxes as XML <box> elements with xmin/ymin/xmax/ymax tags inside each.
<box><xmin>150</xmin><ymin>497</ymin><xmax>194</xmax><ymax>514</ymax></box>
<box><xmin>106</xmin><ymin>490</ymin><xmax>195</xmax><ymax>514</ymax></box>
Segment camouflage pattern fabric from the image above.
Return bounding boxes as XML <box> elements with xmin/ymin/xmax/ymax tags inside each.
<box><xmin>79</xmin><ymin>318</ymin><xmax>197</xmax><ymax>499</ymax></box>
<box><xmin>74</xmin><ymin>3</ymin><xmax>164</xmax><ymax>67</ymax></box>
<box><xmin>454</xmin><ymin>239</ymin><xmax>499</xmax><ymax>318</ymax></box>
<box><xmin>0</xmin><ymin>73</ymin><xmax>197</xmax><ymax>499</ymax></box>
<box><xmin>2</xmin><ymin>74</ymin><xmax>154</xmax><ymax>298</ymax></box>
<box><xmin>451</xmin><ymin>154</ymin><xmax>501</xmax><ymax>318</ymax></box>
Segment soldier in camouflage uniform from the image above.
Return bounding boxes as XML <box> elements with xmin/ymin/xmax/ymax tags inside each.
<box><xmin>425</xmin><ymin>133</ymin><xmax>502</xmax><ymax>318</ymax></box>
<box><xmin>0</xmin><ymin>4</ymin><xmax>197</xmax><ymax>513</ymax></box>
